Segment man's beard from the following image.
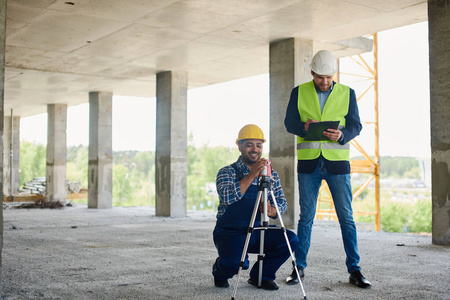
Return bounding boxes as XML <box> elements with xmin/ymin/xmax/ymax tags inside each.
<box><xmin>242</xmin><ymin>152</ymin><xmax>260</xmax><ymax>165</ymax></box>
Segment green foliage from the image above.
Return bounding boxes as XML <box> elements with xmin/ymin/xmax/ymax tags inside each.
<box><xmin>351</xmin><ymin>156</ymin><xmax>421</xmax><ymax>179</ymax></box>
<box><xmin>112</xmin><ymin>164</ymin><xmax>130</xmax><ymax>205</ymax></box>
<box><xmin>380</xmin><ymin>201</ymin><xmax>411</xmax><ymax>232</ymax></box>
<box><xmin>20</xmin><ymin>140</ymin><xmax>431</xmax><ymax>233</ymax></box>
<box><xmin>134</xmin><ymin>151</ymin><xmax>154</xmax><ymax>175</ymax></box>
<box><xmin>354</xmin><ymin>195</ymin><xmax>432</xmax><ymax>234</ymax></box>
<box><xmin>187</xmin><ymin>143</ymin><xmax>239</xmax><ymax>210</ymax></box>
<box><xmin>409</xmin><ymin>199</ymin><xmax>432</xmax><ymax>233</ymax></box>
<box><xmin>379</xmin><ymin>198</ymin><xmax>432</xmax><ymax>233</ymax></box>
<box><xmin>66</xmin><ymin>145</ymin><xmax>88</xmax><ymax>187</ymax></box>
<box><xmin>113</xmin><ymin>151</ymin><xmax>154</xmax><ymax>207</ymax></box>
<box><xmin>379</xmin><ymin>156</ymin><xmax>421</xmax><ymax>179</ymax></box>
<box><xmin>19</xmin><ymin>141</ymin><xmax>46</xmax><ymax>185</ymax></box>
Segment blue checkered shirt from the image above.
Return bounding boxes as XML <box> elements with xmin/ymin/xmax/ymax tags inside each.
<box><xmin>215</xmin><ymin>156</ymin><xmax>287</xmax><ymax>218</ymax></box>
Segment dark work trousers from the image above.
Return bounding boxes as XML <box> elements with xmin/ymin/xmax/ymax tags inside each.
<box><xmin>212</xmin><ymin>181</ymin><xmax>299</xmax><ymax>281</ymax></box>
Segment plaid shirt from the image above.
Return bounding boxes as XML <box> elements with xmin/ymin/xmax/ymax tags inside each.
<box><xmin>215</xmin><ymin>156</ymin><xmax>287</xmax><ymax>218</ymax></box>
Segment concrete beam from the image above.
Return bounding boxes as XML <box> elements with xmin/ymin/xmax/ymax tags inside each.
<box><xmin>428</xmin><ymin>0</ymin><xmax>450</xmax><ymax>246</ymax></box>
<box><xmin>46</xmin><ymin>104</ymin><xmax>67</xmax><ymax>203</ymax></box>
<box><xmin>333</xmin><ymin>36</ymin><xmax>374</xmax><ymax>53</ymax></box>
<box><xmin>88</xmin><ymin>91</ymin><xmax>113</xmax><ymax>209</ymax></box>
<box><xmin>3</xmin><ymin>115</ymin><xmax>20</xmax><ymax>196</ymax></box>
<box><xmin>269</xmin><ymin>38</ymin><xmax>313</xmax><ymax>229</ymax></box>
<box><xmin>155</xmin><ymin>71</ymin><xmax>187</xmax><ymax>217</ymax></box>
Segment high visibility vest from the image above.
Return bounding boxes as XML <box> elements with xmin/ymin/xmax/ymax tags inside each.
<box><xmin>297</xmin><ymin>81</ymin><xmax>350</xmax><ymax>161</ymax></box>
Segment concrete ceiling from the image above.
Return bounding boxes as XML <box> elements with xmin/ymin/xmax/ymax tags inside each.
<box><xmin>5</xmin><ymin>0</ymin><xmax>427</xmax><ymax>117</ymax></box>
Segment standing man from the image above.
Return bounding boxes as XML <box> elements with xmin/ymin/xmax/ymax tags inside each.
<box><xmin>284</xmin><ymin>50</ymin><xmax>371</xmax><ymax>288</ymax></box>
<box><xmin>212</xmin><ymin>124</ymin><xmax>299</xmax><ymax>291</ymax></box>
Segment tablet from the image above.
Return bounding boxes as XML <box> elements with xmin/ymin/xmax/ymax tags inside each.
<box><xmin>304</xmin><ymin>121</ymin><xmax>340</xmax><ymax>141</ymax></box>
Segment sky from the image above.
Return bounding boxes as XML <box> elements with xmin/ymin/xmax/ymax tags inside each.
<box><xmin>20</xmin><ymin>21</ymin><xmax>430</xmax><ymax>159</ymax></box>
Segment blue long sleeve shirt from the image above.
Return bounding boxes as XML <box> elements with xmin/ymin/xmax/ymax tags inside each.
<box><xmin>215</xmin><ymin>156</ymin><xmax>287</xmax><ymax>218</ymax></box>
<box><xmin>284</xmin><ymin>81</ymin><xmax>362</xmax><ymax>174</ymax></box>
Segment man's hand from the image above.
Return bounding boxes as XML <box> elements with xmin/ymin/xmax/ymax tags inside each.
<box><xmin>248</xmin><ymin>158</ymin><xmax>268</xmax><ymax>179</ymax></box>
<box><xmin>259</xmin><ymin>202</ymin><xmax>278</xmax><ymax>218</ymax></box>
<box><xmin>304</xmin><ymin>118</ymin><xmax>318</xmax><ymax>131</ymax></box>
<box><xmin>239</xmin><ymin>158</ymin><xmax>268</xmax><ymax>196</ymax></box>
<box><xmin>323</xmin><ymin>128</ymin><xmax>342</xmax><ymax>142</ymax></box>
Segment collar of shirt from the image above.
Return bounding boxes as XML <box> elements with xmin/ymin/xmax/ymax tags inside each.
<box><xmin>315</xmin><ymin>81</ymin><xmax>334</xmax><ymax>113</ymax></box>
<box><xmin>236</xmin><ymin>156</ymin><xmax>250</xmax><ymax>174</ymax></box>
<box><xmin>236</xmin><ymin>156</ymin><xmax>260</xmax><ymax>185</ymax></box>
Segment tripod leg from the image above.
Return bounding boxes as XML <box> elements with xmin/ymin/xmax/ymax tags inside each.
<box><xmin>258</xmin><ymin>187</ymin><xmax>269</xmax><ymax>287</ymax></box>
<box><xmin>270</xmin><ymin>190</ymin><xmax>307</xmax><ymax>299</ymax></box>
<box><xmin>231</xmin><ymin>190</ymin><xmax>263</xmax><ymax>300</ymax></box>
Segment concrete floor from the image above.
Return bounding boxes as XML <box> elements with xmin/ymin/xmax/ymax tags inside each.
<box><xmin>2</xmin><ymin>203</ymin><xmax>450</xmax><ymax>300</ymax></box>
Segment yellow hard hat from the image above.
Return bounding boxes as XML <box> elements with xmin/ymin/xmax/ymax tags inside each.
<box><xmin>236</xmin><ymin>124</ymin><xmax>266</xmax><ymax>144</ymax></box>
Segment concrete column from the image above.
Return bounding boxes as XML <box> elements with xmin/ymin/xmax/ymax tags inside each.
<box><xmin>46</xmin><ymin>104</ymin><xmax>67</xmax><ymax>203</ymax></box>
<box><xmin>155</xmin><ymin>71</ymin><xmax>187</xmax><ymax>217</ymax></box>
<box><xmin>428</xmin><ymin>0</ymin><xmax>450</xmax><ymax>246</ymax></box>
<box><xmin>0</xmin><ymin>0</ymin><xmax>6</xmax><ymax>295</ymax></box>
<box><xmin>3</xmin><ymin>115</ymin><xmax>20</xmax><ymax>196</ymax></box>
<box><xmin>269</xmin><ymin>38</ymin><xmax>313</xmax><ymax>229</ymax></box>
<box><xmin>88</xmin><ymin>92</ymin><xmax>113</xmax><ymax>209</ymax></box>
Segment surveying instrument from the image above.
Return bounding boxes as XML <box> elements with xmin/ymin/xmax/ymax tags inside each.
<box><xmin>231</xmin><ymin>160</ymin><xmax>307</xmax><ymax>300</ymax></box>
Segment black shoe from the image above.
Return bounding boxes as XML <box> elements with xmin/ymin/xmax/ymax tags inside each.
<box><xmin>214</xmin><ymin>278</ymin><xmax>229</xmax><ymax>288</ymax></box>
<box><xmin>286</xmin><ymin>267</ymin><xmax>304</xmax><ymax>285</ymax></box>
<box><xmin>248</xmin><ymin>278</ymin><xmax>279</xmax><ymax>290</ymax></box>
<box><xmin>349</xmin><ymin>270</ymin><xmax>371</xmax><ymax>289</ymax></box>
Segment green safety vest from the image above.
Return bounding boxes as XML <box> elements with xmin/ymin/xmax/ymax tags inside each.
<box><xmin>297</xmin><ymin>80</ymin><xmax>350</xmax><ymax>161</ymax></box>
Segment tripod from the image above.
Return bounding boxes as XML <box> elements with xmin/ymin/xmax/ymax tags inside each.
<box><xmin>231</xmin><ymin>175</ymin><xmax>307</xmax><ymax>300</ymax></box>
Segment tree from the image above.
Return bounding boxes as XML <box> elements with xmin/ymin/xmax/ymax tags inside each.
<box><xmin>409</xmin><ymin>199</ymin><xmax>432</xmax><ymax>233</ymax></box>
<box><xmin>380</xmin><ymin>201</ymin><xmax>410</xmax><ymax>233</ymax></box>
<box><xmin>186</xmin><ymin>141</ymin><xmax>239</xmax><ymax>210</ymax></box>
<box><xmin>379</xmin><ymin>156</ymin><xmax>421</xmax><ymax>178</ymax></box>
<box><xmin>112</xmin><ymin>164</ymin><xmax>131</xmax><ymax>206</ymax></box>
<box><xmin>112</xmin><ymin>150</ymin><xmax>152</xmax><ymax>206</ymax></box>
<box><xmin>19</xmin><ymin>141</ymin><xmax>46</xmax><ymax>185</ymax></box>
<box><xmin>67</xmin><ymin>145</ymin><xmax>88</xmax><ymax>187</ymax></box>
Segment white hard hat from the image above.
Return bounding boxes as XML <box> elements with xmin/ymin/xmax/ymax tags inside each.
<box><xmin>310</xmin><ymin>50</ymin><xmax>338</xmax><ymax>75</ymax></box>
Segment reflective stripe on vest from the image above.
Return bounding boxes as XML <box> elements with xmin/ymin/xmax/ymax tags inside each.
<box><xmin>297</xmin><ymin>142</ymin><xmax>350</xmax><ymax>150</ymax></box>
<box><xmin>296</xmin><ymin>81</ymin><xmax>350</xmax><ymax>161</ymax></box>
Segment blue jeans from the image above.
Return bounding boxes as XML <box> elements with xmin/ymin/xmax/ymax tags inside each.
<box><xmin>295</xmin><ymin>158</ymin><xmax>361</xmax><ymax>273</ymax></box>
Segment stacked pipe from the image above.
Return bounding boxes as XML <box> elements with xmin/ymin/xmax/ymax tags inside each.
<box><xmin>20</xmin><ymin>177</ymin><xmax>81</xmax><ymax>195</ymax></box>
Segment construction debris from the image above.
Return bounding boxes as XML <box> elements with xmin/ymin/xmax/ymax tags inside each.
<box><xmin>20</xmin><ymin>177</ymin><xmax>82</xmax><ymax>195</ymax></box>
<box><xmin>67</xmin><ymin>181</ymin><xmax>81</xmax><ymax>193</ymax></box>
<box><xmin>15</xmin><ymin>199</ymin><xmax>65</xmax><ymax>209</ymax></box>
